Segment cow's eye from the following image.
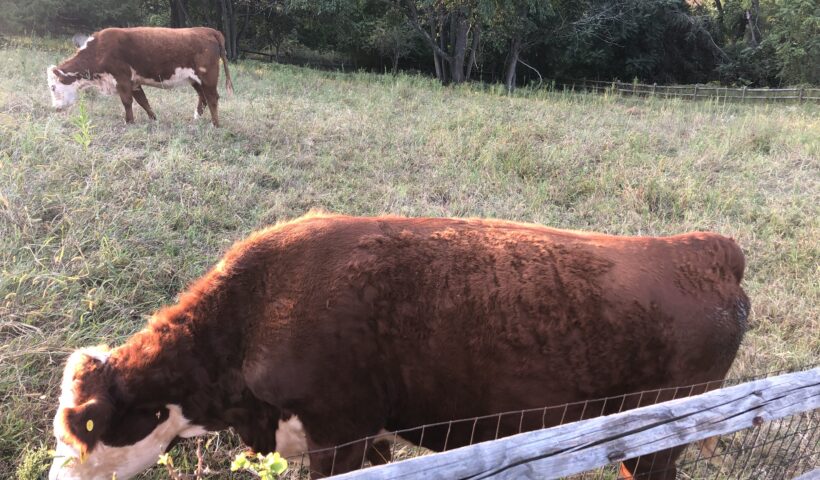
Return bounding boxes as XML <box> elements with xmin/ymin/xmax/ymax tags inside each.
<box><xmin>51</xmin><ymin>85</ymin><xmax>56</xmax><ymax>91</ymax></box>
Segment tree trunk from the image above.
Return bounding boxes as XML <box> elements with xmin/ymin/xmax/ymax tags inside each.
<box><xmin>505</xmin><ymin>36</ymin><xmax>521</xmax><ymax>92</ymax></box>
<box><xmin>392</xmin><ymin>53</ymin><xmax>399</xmax><ymax>75</ymax></box>
<box><xmin>465</xmin><ymin>24</ymin><xmax>479</xmax><ymax>81</ymax></box>
<box><xmin>713</xmin><ymin>0</ymin><xmax>723</xmax><ymax>20</ymax></box>
<box><xmin>745</xmin><ymin>10</ymin><xmax>757</xmax><ymax>47</ymax></box>
<box><xmin>220</xmin><ymin>0</ymin><xmax>231</xmax><ymax>56</ymax></box>
<box><xmin>219</xmin><ymin>0</ymin><xmax>239</xmax><ymax>60</ymax></box>
<box><xmin>439</xmin><ymin>20</ymin><xmax>449</xmax><ymax>84</ymax></box>
<box><xmin>236</xmin><ymin>3</ymin><xmax>250</xmax><ymax>51</ymax></box>
<box><xmin>449</xmin><ymin>8</ymin><xmax>469</xmax><ymax>83</ymax></box>
<box><xmin>430</xmin><ymin>17</ymin><xmax>442</xmax><ymax>80</ymax></box>
<box><xmin>229</xmin><ymin>0</ymin><xmax>238</xmax><ymax>59</ymax></box>
<box><xmin>746</xmin><ymin>0</ymin><xmax>760</xmax><ymax>47</ymax></box>
<box><xmin>169</xmin><ymin>0</ymin><xmax>189</xmax><ymax>28</ymax></box>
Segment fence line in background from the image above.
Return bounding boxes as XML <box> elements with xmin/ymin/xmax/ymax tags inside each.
<box><xmin>329</xmin><ymin>367</ymin><xmax>819</xmax><ymax>479</ymax></box>
<box><xmin>560</xmin><ymin>78</ymin><xmax>820</xmax><ymax>103</ymax></box>
<box><xmin>237</xmin><ymin>51</ymin><xmax>819</xmax><ymax>104</ymax></box>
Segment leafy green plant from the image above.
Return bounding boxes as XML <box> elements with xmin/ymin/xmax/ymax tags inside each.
<box><xmin>231</xmin><ymin>452</ymin><xmax>288</xmax><ymax>480</ymax></box>
<box><xmin>157</xmin><ymin>438</ymin><xmax>206</xmax><ymax>480</ymax></box>
<box><xmin>70</xmin><ymin>100</ymin><xmax>93</xmax><ymax>150</ymax></box>
<box><xmin>15</xmin><ymin>444</ymin><xmax>51</xmax><ymax>480</ymax></box>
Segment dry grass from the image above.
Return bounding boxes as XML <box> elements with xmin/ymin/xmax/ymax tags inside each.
<box><xmin>1</xmin><ymin>37</ymin><xmax>818</xmax><ymax>479</ymax></box>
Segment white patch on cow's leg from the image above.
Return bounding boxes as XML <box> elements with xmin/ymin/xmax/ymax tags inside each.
<box><xmin>193</xmin><ymin>107</ymin><xmax>200</xmax><ymax>120</ymax></box>
<box><xmin>276</xmin><ymin>416</ymin><xmax>308</xmax><ymax>459</ymax></box>
<box><xmin>49</xmin><ymin>404</ymin><xmax>206</xmax><ymax>480</ymax></box>
<box><xmin>198</xmin><ymin>66</ymin><xmax>207</xmax><ymax>73</ymax></box>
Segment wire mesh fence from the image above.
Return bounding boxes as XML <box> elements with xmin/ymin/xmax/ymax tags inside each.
<box><xmin>275</xmin><ymin>364</ymin><xmax>819</xmax><ymax>479</ymax></box>
<box><xmin>556</xmin><ymin>79</ymin><xmax>820</xmax><ymax>104</ymax></box>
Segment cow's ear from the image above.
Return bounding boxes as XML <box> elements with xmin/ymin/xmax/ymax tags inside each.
<box><xmin>48</xmin><ymin>66</ymin><xmax>70</xmax><ymax>82</ymax></box>
<box><xmin>61</xmin><ymin>397</ymin><xmax>114</xmax><ymax>456</ymax></box>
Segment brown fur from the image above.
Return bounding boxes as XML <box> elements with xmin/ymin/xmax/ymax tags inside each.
<box><xmin>56</xmin><ymin>214</ymin><xmax>749</xmax><ymax>479</ymax></box>
<box><xmin>50</xmin><ymin>27</ymin><xmax>233</xmax><ymax>126</ymax></box>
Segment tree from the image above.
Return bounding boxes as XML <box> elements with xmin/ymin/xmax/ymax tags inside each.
<box><xmin>170</xmin><ymin>0</ymin><xmax>190</xmax><ymax>27</ymax></box>
<box><xmin>765</xmin><ymin>0</ymin><xmax>820</xmax><ymax>84</ymax></box>
<box><xmin>368</xmin><ymin>7</ymin><xmax>417</xmax><ymax>74</ymax></box>
<box><xmin>399</xmin><ymin>0</ymin><xmax>490</xmax><ymax>84</ymax></box>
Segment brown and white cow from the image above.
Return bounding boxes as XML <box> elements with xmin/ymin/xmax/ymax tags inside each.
<box><xmin>48</xmin><ymin>213</ymin><xmax>749</xmax><ymax>479</ymax></box>
<box><xmin>47</xmin><ymin>27</ymin><xmax>233</xmax><ymax>126</ymax></box>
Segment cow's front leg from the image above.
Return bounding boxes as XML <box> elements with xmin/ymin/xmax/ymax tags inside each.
<box><xmin>117</xmin><ymin>84</ymin><xmax>135</xmax><ymax>124</ymax></box>
<box><xmin>132</xmin><ymin>87</ymin><xmax>157</xmax><ymax>120</ymax></box>
<box><xmin>307</xmin><ymin>439</ymin><xmax>367</xmax><ymax>479</ymax></box>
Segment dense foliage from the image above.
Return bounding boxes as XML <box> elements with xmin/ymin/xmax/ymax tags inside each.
<box><xmin>1</xmin><ymin>0</ymin><xmax>816</xmax><ymax>87</ymax></box>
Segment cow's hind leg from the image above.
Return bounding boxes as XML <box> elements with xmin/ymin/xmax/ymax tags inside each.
<box><xmin>132</xmin><ymin>87</ymin><xmax>157</xmax><ymax>120</ymax></box>
<box><xmin>202</xmin><ymin>84</ymin><xmax>219</xmax><ymax>127</ymax></box>
<box><xmin>116</xmin><ymin>84</ymin><xmax>135</xmax><ymax>124</ymax></box>
<box><xmin>619</xmin><ymin>445</ymin><xmax>684</xmax><ymax>480</ymax></box>
<box><xmin>192</xmin><ymin>84</ymin><xmax>207</xmax><ymax>120</ymax></box>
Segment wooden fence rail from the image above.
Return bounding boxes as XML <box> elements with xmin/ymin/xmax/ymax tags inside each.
<box><xmin>562</xmin><ymin>79</ymin><xmax>820</xmax><ymax>103</ymax></box>
<box><xmin>331</xmin><ymin>367</ymin><xmax>820</xmax><ymax>479</ymax></box>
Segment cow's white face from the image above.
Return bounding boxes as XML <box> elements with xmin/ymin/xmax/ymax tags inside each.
<box><xmin>49</xmin><ymin>404</ymin><xmax>206</xmax><ymax>480</ymax></box>
<box><xmin>48</xmin><ymin>348</ymin><xmax>206</xmax><ymax>480</ymax></box>
<box><xmin>47</xmin><ymin>66</ymin><xmax>80</xmax><ymax>110</ymax></box>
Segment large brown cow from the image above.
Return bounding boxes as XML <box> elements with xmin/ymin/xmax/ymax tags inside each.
<box><xmin>47</xmin><ymin>27</ymin><xmax>233</xmax><ymax>126</ymax></box>
<box><xmin>48</xmin><ymin>213</ymin><xmax>749</xmax><ymax>479</ymax></box>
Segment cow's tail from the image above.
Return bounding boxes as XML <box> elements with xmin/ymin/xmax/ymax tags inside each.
<box><xmin>216</xmin><ymin>31</ymin><xmax>234</xmax><ymax>96</ymax></box>
<box><xmin>715</xmin><ymin>234</ymin><xmax>750</xmax><ymax>344</ymax></box>
<box><xmin>720</xmin><ymin>236</ymin><xmax>746</xmax><ymax>284</ymax></box>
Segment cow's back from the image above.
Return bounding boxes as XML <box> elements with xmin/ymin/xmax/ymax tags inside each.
<box><xmin>90</xmin><ymin>27</ymin><xmax>223</xmax><ymax>79</ymax></box>
<box><xmin>237</xmin><ymin>215</ymin><xmax>748</xmax><ymax>451</ymax></box>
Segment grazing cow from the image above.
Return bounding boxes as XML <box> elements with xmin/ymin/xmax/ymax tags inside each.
<box><xmin>47</xmin><ymin>27</ymin><xmax>233</xmax><ymax>126</ymax></box>
<box><xmin>48</xmin><ymin>213</ymin><xmax>749</xmax><ymax>480</ymax></box>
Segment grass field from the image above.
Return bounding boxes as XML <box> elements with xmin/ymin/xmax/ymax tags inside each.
<box><xmin>1</xmin><ymin>38</ymin><xmax>818</xmax><ymax>478</ymax></box>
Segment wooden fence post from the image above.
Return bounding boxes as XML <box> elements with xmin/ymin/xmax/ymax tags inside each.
<box><xmin>693</xmin><ymin>85</ymin><xmax>699</xmax><ymax>100</ymax></box>
<box><xmin>742</xmin><ymin>86</ymin><xmax>747</xmax><ymax>100</ymax></box>
<box><xmin>652</xmin><ymin>83</ymin><xmax>657</xmax><ymax>97</ymax></box>
<box><xmin>798</xmin><ymin>87</ymin><xmax>804</xmax><ymax>103</ymax></box>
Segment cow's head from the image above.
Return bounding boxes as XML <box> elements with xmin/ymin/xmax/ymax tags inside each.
<box><xmin>46</xmin><ymin>66</ymin><xmax>80</xmax><ymax>110</ymax></box>
<box><xmin>48</xmin><ymin>347</ymin><xmax>206</xmax><ymax>480</ymax></box>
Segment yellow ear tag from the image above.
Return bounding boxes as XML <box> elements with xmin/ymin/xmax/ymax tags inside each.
<box><xmin>86</xmin><ymin>419</ymin><xmax>94</xmax><ymax>432</ymax></box>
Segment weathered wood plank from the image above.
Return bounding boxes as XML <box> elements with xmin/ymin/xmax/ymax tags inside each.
<box><xmin>331</xmin><ymin>368</ymin><xmax>820</xmax><ymax>479</ymax></box>
<box><xmin>793</xmin><ymin>468</ymin><xmax>820</xmax><ymax>480</ymax></box>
